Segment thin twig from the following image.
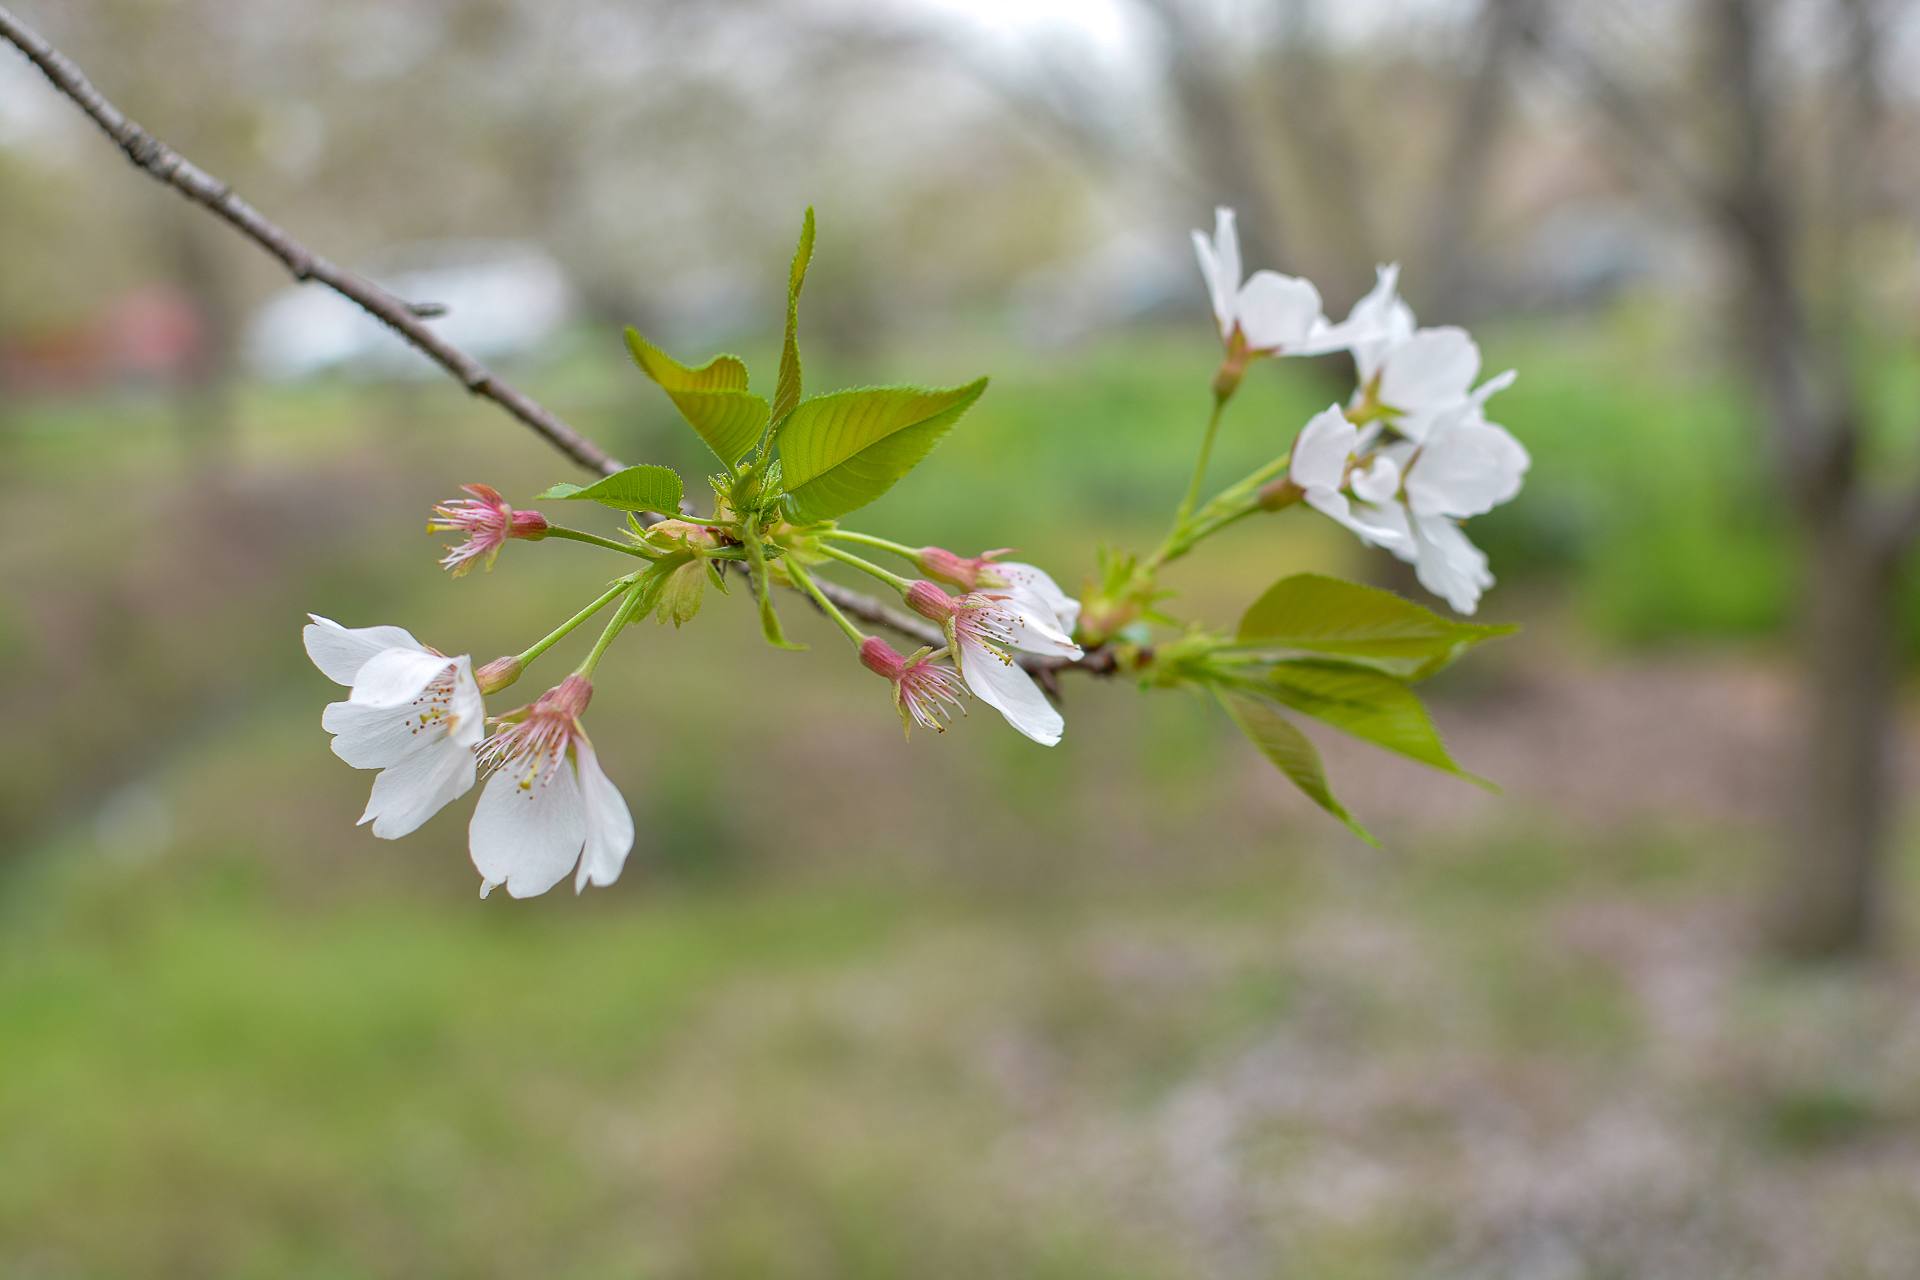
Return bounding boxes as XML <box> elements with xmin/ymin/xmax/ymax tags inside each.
<box><xmin>0</xmin><ymin>5</ymin><xmax>1110</xmax><ymax>676</ymax></box>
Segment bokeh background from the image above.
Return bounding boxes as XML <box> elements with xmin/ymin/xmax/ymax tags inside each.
<box><xmin>7</xmin><ymin>1</ymin><xmax>1920</xmax><ymax>1275</ymax></box>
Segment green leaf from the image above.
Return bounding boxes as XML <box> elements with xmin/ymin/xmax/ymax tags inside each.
<box><xmin>1259</xmin><ymin>660</ymin><xmax>1489</xmax><ymax>786</ymax></box>
<box><xmin>777</xmin><ymin>379</ymin><xmax>988</xmax><ymax>524</ymax></box>
<box><xmin>1218</xmin><ymin>691</ymin><xmax>1376</xmax><ymax>845</ymax></box>
<box><xmin>539</xmin><ymin>464</ymin><xmax>684</xmax><ymax>515</ymax></box>
<box><xmin>773</xmin><ymin>207</ymin><xmax>815</xmax><ymax>428</ymax></box>
<box><xmin>535</xmin><ymin>482</ymin><xmax>585</xmax><ymax>500</ymax></box>
<box><xmin>655</xmin><ymin>557</ymin><xmax>707</xmax><ymax>628</ymax></box>
<box><xmin>625</xmin><ymin>328</ymin><xmax>769</xmax><ymax>468</ymax></box>
<box><xmin>1236</xmin><ymin>573</ymin><xmax>1513</xmax><ymax>680</ymax></box>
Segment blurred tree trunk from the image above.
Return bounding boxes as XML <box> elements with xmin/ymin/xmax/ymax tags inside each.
<box><xmin>1704</xmin><ymin>0</ymin><xmax>1903</xmax><ymax>958</ymax></box>
<box><xmin>1772</xmin><ymin>508</ymin><xmax>1899</xmax><ymax>954</ymax></box>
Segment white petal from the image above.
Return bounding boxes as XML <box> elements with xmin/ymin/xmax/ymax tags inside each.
<box><xmin>1212</xmin><ymin>207</ymin><xmax>1240</xmax><ymax>316</ymax></box>
<box><xmin>469</xmin><ymin>758</ymin><xmax>587</xmax><ymax>899</ymax></box>
<box><xmin>1289</xmin><ymin>405</ymin><xmax>1357</xmax><ymax>492</ymax></box>
<box><xmin>444</xmin><ymin>659</ymin><xmax>487</xmax><ymax>751</ymax></box>
<box><xmin>1410</xmin><ymin>515</ymin><xmax>1493</xmax><ymax>615</ymax></box>
<box><xmin>1345</xmin><ymin>263</ymin><xmax>1417</xmax><ymax>382</ymax></box>
<box><xmin>323</xmin><ymin>655</ymin><xmax>483</xmax><ymax>767</ymax></box>
<box><xmin>1378</xmin><ymin>327</ymin><xmax>1480</xmax><ymax>428</ymax></box>
<box><xmin>1192</xmin><ymin>229</ymin><xmax>1231</xmax><ymax>338</ymax></box>
<box><xmin>991</xmin><ymin>595</ymin><xmax>1082</xmax><ymax>660</ymax></box>
<box><xmin>323</xmin><ymin>699</ymin><xmax>420</xmax><ymax>769</ymax></box>
<box><xmin>572</xmin><ymin>739</ymin><xmax>634</xmax><ymax>893</ymax></box>
<box><xmin>1350</xmin><ymin>455</ymin><xmax>1401</xmax><ymax>504</ymax></box>
<box><xmin>993</xmin><ymin>562</ymin><xmax>1081</xmax><ymax>635</ymax></box>
<box><xmin>303</xmin><ymin>615</ymin><xmax>424</xmax><ymax>685</ymax></box>
<box><xmin>1406</xmin><ymin>414</ymin><xmax>1530</xmax><ymax>519</ymax></box>
<box><xmin>1234</xmin><ymin>271</ymin><xmax>1323</xmax><ymax>352</ymax></box>
<box><xmin>1470</xmin><ymin>368</ymin><xmax>1517</xmax><ymax>407</ymax></box>
<box><xmin>347</xmin><ymin>648</ymin><xmax>456</xmax><ymax>710</ymax></box>
<box><xmin>1305</xmin><ymin>488</ymin><xmax>1408</xmax><ymax>550</ymax></box>
<box><xmin>959</xmin><ymin>638</ymin><xmax>1063</xmax><ymax>746</ymax></box>
<box><xmin>358</xmin><ymin>734</ymin><xmax>477</xmax><ymax>839</ymax></box>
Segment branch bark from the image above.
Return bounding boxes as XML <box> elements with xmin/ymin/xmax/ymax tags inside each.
<box><xmin>0</xmin><ymin>3</ymin><xmax>1112</xmax><ymax>679</ymax></box>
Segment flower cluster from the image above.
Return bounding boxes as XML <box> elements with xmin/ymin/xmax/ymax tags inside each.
<box><xmin>300</xmin><ymin>205</ymin><xmax>1526</xmax><ymax>893</ymax></box>
<box><xmin>1193</xmin><ymin>208</ymin><xmax>1527</xmax><ymax>615</ymax></box>
<box><xmin>305</xmin><ymin>615</ymin><xmax>632</xmax><ymax>898</ymax></box>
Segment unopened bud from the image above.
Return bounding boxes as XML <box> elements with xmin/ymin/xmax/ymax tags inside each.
<box><xmin>905</xmin><ymin>580</ymin><xmax>958</xmax><ymax>623</ymax></box>
<box><xmin>509</xmin><ymin>508</ymin><xmax>549</xmax><ymax>539</ymax></box>
<box><xmin>1212</xmin><ymin>338</ymin><xmax>1249</xmax><ymax>401</ymax></box>
<box><xmin>475</xmin><ymin>655</ymin><xmax>524</xmax><ymax>694</ymax></box>
<box><xmin>915</xmin><ymin>545</ymin><xmax>979</xmax><ymax>590</ymax></box>
<box><xmin>1256</xmin><ymin>476</ymin><xmax>1305</xmax><ymax>511</ymax></box>
<box><xmin>914</xmin><ymin>545</ymin><xmax>1017</xmax><ymax>592</ymax></box>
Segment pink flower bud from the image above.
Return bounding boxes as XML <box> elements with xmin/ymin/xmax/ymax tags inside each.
<box><xmin>474</xmin><ymin>655</ymin><xmax>524</xmax><ymax>694</ymax></box>
<box><xmin>914</xmin><ymin>546</ymin><xmax>1018</xmax><ymax>592</ymax></box>
<box><xmin>905</xmin><ymin>580</ymin><xmax>958</xmax><ymax>623</ymax></box>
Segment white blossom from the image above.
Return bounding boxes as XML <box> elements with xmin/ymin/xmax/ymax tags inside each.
<box><xmin>907</xmin><ymin>581</ymin><xmax>1082</xmax><ymax>746</ymax></box>
<box><xmin>1191</xmin><ymin>208</ymin><xmax>1374</xmax><ymax>357</ymax></box>
<box><xmin>469</xmin><ymin>675</ymin><xmax>634</xmax><ymax>898</ymax></box>
<box><xmin>304</xmin><ymin>615</ymin><xmax>484</xmax><ymax>839</ymax></box>
<box><xmin>1290</xmin><ymin>399</ymin><xmax>1529</xmax><ymax>617</ymax></box>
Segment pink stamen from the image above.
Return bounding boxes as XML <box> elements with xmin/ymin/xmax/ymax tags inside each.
<box><xmin>429</xmin><ymin>483</ymin><xmax>549</xmax><ymax>577</ymax></box>
<box><xmin>476</xmin><ymin>676</ymin><xmax>593</xmax><ymax>795</ymax></box>
<box><xmin>860</xmin><ymin>638</ymin><xmax>967</xmax><ymax>733</ymax></box>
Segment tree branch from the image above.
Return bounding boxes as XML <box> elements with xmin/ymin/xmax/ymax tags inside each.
<box><xmin>0</xmin><ymin>4</ymin><xmax>1112</xmax><ymax>678</ymax></box>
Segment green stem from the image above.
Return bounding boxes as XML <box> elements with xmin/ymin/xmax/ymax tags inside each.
<box><xmin>787</xmin><ymin>560</ymin><xmax>866</xmax><ymax>646</ymax></box>
<box><xmin>1152</xmin><ymin>450</ymin><xmax>1295</xmax><ymax>568</ymax></box>
<box><xmin>1175</xmin><ymin>396</ymin><xmax>1228</xmax><ymax>524</ymax></box>
<box><xmin>821</xmin><ymin>528</ymin><xmax>920</xmax><ymax>561</ymax></box>
<box><xmin>1148</xmin><ymin>394</ymin><xmax>1229</xmax><ymax>568</ymax></box>
<box><xmin>817</xmin><ymin>543</ymin><xmax>915</xmax><ymax>593</ymax></box>
<box><xmin>514</xmin><ymin>578</ymin><xmax>634</xmax><ymax>667</ymax></box>
<box><xmin>575</xmin><ymin>581</ymin><xmax>649</xmax><ymax>678</ymax></box>
<box><xmin>542</xmin><ymin>526</ymin><xmax>656</xmax><ymax>558</ymax></box>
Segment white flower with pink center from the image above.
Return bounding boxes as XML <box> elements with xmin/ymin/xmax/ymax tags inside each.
<box><xmin>304</xmin><ymin>615</ymin><xmax>485</xmax><ymax>838</ymax></box>
<box><xmin>860</xmin><ymin>637</ymin><xmax>968</xmax><ymax>735</ymax></box>
<box><xmin>915</xmin><ymin>545</ymin><xmax>1082</xmax><ymax>639</ymax></box>
<box><xmin>906</xmin><ymin>580</ymin><xmax>1081</xmax><ymax>746</ymax></box>
<box><xmin>469</xmin><ymin>675</ymin><xmax>633</xmax><ymax>899</ymax></box>
<box><xmin>428</xmin><ymin>482</ymin><xmax>549</xmax><ymax>577</ymax></box>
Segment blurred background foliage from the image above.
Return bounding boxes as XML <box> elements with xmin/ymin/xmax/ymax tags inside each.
<box><xmin>7</xmin><ymin>0</ymin><xmax>1920</xmax><ymax>1275</ymax></box>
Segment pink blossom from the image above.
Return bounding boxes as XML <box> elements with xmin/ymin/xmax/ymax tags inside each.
<box><xmin>428</xmin><ymin>483</ymin><xmax>549</xmax><ymax>577</ymax></box>
<box><xmin>860</xmin><ymin>637</ymin><xmax>967</xmax><ymax>735</ymax></box>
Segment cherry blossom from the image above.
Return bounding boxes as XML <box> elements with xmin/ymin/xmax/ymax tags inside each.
<box><xmin>904</xmin><ymin>580</ymin><xmax>1081</xmax><ymax>746</ymax></box>
<box><xmin>304</xmin><ymin>615</ymin><xmax>484</xmax><ymax>838</ymax></box>
<box><xmin>428</xmin><ymin>483</ymin><xmax>549</xmax><ymax>577</ymax></box>
<box><xmin>1191</xmin><ymin>207</ymin><xmax>1376</xmax><ymax>357</ymax></box>
<box><xmin>915</xmin><ymin>546</ymin><xmax>1082</xmax><ymax>638</ymax></box>
<box><xmin>469</xmin><ymin>675</ymin><xmax>634</xmax><ymax>898</ymax></box>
